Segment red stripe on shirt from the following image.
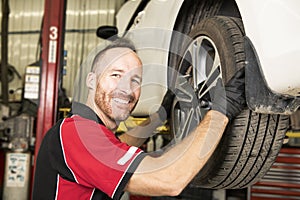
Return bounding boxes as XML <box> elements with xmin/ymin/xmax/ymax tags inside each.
<box><xmin>59</xmin><ymin>115</ymin><xmax>143</xmax><ymax>198</ymax></box>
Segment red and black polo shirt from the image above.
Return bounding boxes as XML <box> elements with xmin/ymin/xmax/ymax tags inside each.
<box><xmin>33</xmin><ymin>102</ymin><xmax>146</xmax><ymax>200</ymax></box>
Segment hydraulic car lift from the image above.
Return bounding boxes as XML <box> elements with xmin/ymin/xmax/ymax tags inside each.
<box><xmin>34</xmin><ymin>0</ymin><xmax>66</xmax><ymax>158</ymax></box>
<box><xmin>30</xmin><ymin>0</ymin><xmax>66</xmax><ymax>196</ymax></box>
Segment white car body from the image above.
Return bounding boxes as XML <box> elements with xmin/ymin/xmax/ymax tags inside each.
<box><xmin>115</xmin><ymin>0</ymin><xmax>300</xmax><ymax>115</ymax></box>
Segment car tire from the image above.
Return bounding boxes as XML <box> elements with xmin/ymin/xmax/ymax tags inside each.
<box><xmin>168</xmin><ymin>16</ymin><xmax>290</xmax><ymax>189</ymax></box>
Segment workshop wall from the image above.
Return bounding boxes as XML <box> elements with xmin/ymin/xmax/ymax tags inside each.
<box><xmin>0</xmin><ymin>0</ymin><xmax>44</xmax><ymax>101</ymax></box>
<box><xmin>0</xmin><ymin>0</ymin><xmax>124</xmax><ymax>101</ymax></box>
<box><xmin>63</xmin><ymin>0</ymin><xmax>125</xmax><ymax>99</ymax></box>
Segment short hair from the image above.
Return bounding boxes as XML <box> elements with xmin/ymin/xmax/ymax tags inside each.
<box><xmin>91</xmin><ymin>38</ymin><xmax>136</xmax><ymax>72</ymax></box>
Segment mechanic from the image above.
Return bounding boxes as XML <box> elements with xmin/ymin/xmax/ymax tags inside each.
<box><xmin>32</xmin><ymin>38</ymin><xmax>245</xmax><ymax>200</ymax></box>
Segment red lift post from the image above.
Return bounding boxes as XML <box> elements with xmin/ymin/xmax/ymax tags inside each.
<box><xmin>34</xmin><ymin>0</ymin><xmax>66</xmax><ymax>163</ymax></box>
<box><xmin>30</xmin><ymin>0</ymin><xmax>66</xmax><ymax>198</ymax></box>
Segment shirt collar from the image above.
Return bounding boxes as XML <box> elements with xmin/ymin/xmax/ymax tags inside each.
<box><xmin>71</xmin><ymin>102</ymin><xmax>104</xmax><ymax>125</ymax></box>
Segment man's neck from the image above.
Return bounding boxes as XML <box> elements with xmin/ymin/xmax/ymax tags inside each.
<box><xmin>96</xmin><ymin>111</ymin><xmax>118</xmax><ymax>131</ymax></box>
<box><xmin>85</xmin><ymin>100</ymin><xmax>118</xmax><ymax>131</ymax></box>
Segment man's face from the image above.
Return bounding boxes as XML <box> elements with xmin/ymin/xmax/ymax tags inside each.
<box><xmin>94</xmin><ymin>48</ymin><xmax>142</xmax><ymax>121</ymax></box>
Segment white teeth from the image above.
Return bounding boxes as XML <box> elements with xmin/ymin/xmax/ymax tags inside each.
<box><xmin>113</xmin><ymin>98</ymin><xmax>129</xmax><ymax>104</ymax></box>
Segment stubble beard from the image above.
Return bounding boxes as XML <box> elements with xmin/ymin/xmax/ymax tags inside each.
<box><xmin>94</xmin><ymin>85</ymin><xmax>134</xmax><ymax>122</ymax></box>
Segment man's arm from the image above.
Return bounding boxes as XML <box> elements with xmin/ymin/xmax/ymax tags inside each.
<box><xmin>126</xmin><ymin>110</ymin><xmax>228</xmax><ymax>196</ymax></box>
<box><xmin>119</xmin><ymin>86</ymin><xmax>175</xmax><ymax>147</ymax></box>
<box><xmin>126</xmin><ymin>68</ymin><xmax>246</xmax><ymax>196</ymax></box>
<box><xmin>118</xmin><ymin>112</ymin><xmax>164</xmax><ymax>147</ymax></box>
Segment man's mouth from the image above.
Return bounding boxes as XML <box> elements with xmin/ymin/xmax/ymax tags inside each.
<box><xmin>112</xmin><ymin>97</ymin><xmax>130</xmax><ymax>105</ymax></box>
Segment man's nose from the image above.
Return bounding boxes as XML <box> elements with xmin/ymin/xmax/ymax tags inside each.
<box><xmin>118</xmin><ymin>77</ymin><xmax>132</xmax><ymax>94</ymax></box>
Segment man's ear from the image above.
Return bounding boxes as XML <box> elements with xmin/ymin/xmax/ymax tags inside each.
<box><xmin>86</xmin><ymin>72</ymin><xmax>97</xmax><ymax>90</ymax></box>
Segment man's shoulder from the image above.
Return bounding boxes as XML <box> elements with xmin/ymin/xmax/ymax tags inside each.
<box><xmin>65</xmin><ymin>114</ymin><xmax>99</xmax><ymax>125</ymax></box>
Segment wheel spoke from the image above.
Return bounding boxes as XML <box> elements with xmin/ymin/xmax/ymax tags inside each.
<box><xmin>193</xmin><ymin>37</ymin><xmax>206</xmax><ymax>89</ymax></box>
<box><xmin>211</xmin><ymin>49</ymin><xmax>221</xmax><ymax>73</ymax></box>
<box><xmin>172</xmin><ymin>74</ymin><xmax>201</xmax><ymax>142</ymax></box>
<box><xmin>198</xmin><ymin>64</ymin><xmax>221</xmax><ymax>99</ymax></box>
<box><xmin>174</xmin><ymin>75</ymin><xmax>195</xmax><ymax>105</ymax></box>
<box><xmin>173</xmin><ymin>102</ymin><xmax>200</xmax><ymax>143</ymax></box>
<box><xmin>196</xmin><ymin>37</ymin><xmax>222</xmax><ymax>99</ymax></box>
<box><xmin>172</xmin><ymin>36</ymin><xmax>222</xmax><ymax>143</ymax></box>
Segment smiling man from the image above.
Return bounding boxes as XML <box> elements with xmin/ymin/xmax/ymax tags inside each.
<box><xmin>86</xmin><ymin>43</ymin><xmax>143</xmax><ymax>130</ymax></box>
<box><xmin>32</xmin><ymin>38</ymin><xmax>246</xmax><ymax>200</ymax></box>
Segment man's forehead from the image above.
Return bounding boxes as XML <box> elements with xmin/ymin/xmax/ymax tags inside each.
<box><xmin>94</xmin><ymin>47</ymin><xmax>142</xmax><ymax>75</ymax></box>
<box><xmin>101</xmin><ymin>47</ymin><xmax>137</xmax><ymax>62</ymax></box>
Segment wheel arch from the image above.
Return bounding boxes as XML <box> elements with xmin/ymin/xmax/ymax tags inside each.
<box><xmin>171</xmin><ymin>0</ymin><xmax>300</xmax><ymax>115</ymax></box>
<box><xmin>245</xmin><ymin>37</ymin><xmax>300</xmax><ymax>115</ymax></box>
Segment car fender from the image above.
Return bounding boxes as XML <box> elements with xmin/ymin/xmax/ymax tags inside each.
<box><xmin>235</xmin><ymin>0</ymin><xmax>300</xmax><ymax>96</ymax></box>
<box><xmin>116</xmin><ymin>0</ymin><xmax>300</xmax><ymax>115</ymax></box>
<box><xmin>116</xmin><ymin>0</ymin><xmax>184</xmax><ymax>116</ymax></box>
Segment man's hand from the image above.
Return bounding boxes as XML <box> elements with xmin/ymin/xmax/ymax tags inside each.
<box><xmin>211</xmin><ymin>69</ymin><xmax>246</xmax><ymax>120</ymax></box>
<box><xmin>158</xmin><ymin>68</ymin><xmax>246</xmax><ymax>121</ymax></box>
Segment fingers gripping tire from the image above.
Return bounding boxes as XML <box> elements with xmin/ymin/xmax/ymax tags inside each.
<box><xmin>170</xmin><ymin>16</ymin><xmax>289</xmax><ymax>189</ymax></box>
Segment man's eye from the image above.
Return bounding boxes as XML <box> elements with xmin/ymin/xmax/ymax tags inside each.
<box><xmin>132</xmin><ymin>78</ymin><xmax>141</xmax><ymax>85</ymax></box>
<box><xmin>112</xmin><ymin>74</ymin><xmax>121</xmax><ymax>78</ymax></box>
